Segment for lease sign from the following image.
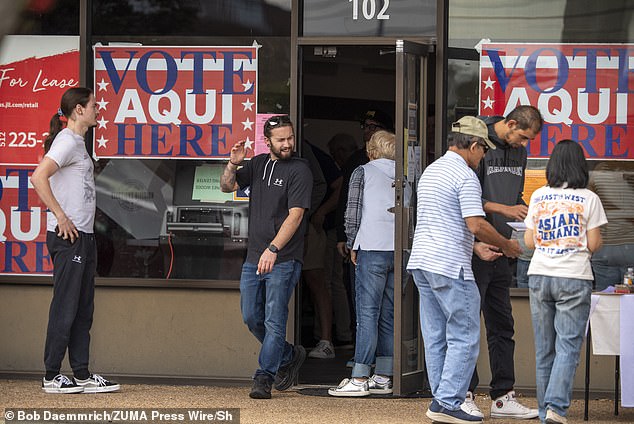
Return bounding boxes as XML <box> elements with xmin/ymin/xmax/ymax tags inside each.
<box><xmin>93</xmin><ymin>45</ymin><xmax>258</xmax><ymax>160</ymax></box>
<box><xmin>479</xmin><ymin>43</ymin><xmax>634</xmax><ymax>159</ymax></box>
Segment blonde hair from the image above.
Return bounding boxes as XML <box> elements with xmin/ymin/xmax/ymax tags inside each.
<box><xmin>366</xmin><ymin>130</ymin><xmax>395</xmax><ymax>160</ymax></box>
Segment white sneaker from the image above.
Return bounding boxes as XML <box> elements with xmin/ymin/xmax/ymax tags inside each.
<box><xmin>42</xmin><ymin>374</ymin><xmax>83</xmax><ymax>394</ymax></box>
<box><xmin>308</xmin><ymin>340</ymin><xmax>335</xmax><ymax>359</ymax></box>
<box><xmin>461</xmin><ymin>391</ymin><xmax>484</xmax><ymax>418</ymax></box>
<box><xmin>328</xmin><ymin>378</ymin><xmax>370</xmax><ymax>397</ymax></box>
<box><xmin>545</xmin><ymin>409</ymin><xmax>568</xmax><ymax>424</ymax></box>
<box><xmin>491</xmin><ymin>390</ymin><xmax>539</xmax><ymax>419</ymax></box>
<box><xmin>74</xmin><ymin>374</ymin><xmax>120</xmax><ymax>393</ymax></box>
<box><xmin>368</xmin><ymin>374</ymin><xmax>393</xmax><ymax>394</ymax></box>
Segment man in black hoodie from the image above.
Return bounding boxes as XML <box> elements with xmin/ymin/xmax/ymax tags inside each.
<box><xmin>464</xmin><ymin>105</ymin><xmax>543</xmax><ymax>420</ymax></box>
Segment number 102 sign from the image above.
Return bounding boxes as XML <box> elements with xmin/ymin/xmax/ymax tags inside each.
<box><xmin>349</xmin><ymin>0</ymin><xmax>390</xmax><ymax>20</ymax></box>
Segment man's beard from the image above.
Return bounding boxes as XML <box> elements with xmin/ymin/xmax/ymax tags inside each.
<box><xmin>271</xmin><ymin>145</ymin><xmax>292</xmax><ymax>160</ymax></box>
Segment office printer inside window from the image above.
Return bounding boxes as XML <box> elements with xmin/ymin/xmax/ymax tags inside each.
<box><xmin>94</xmin><ymin>160</ymin><xmax>248</xmax><ymax>280</ymax></box>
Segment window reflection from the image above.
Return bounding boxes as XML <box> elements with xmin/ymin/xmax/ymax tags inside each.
<box><xmin>589</xmin><ymin>162</ymin><xmax>634</xmax><ymax>290</ymax></box>
<box><xmin>449</xmin><ymin>1</ymin><xmax>634</xmax><ymax>48</ymax></box>
<box><xmin>448</xmin><ymin>1</ymin><xmax>634</xmax><ymax>289</ymax></box>
<box><xmin>94</xmin><ymin>159</ymin><xmax>249</xmax><ymax>280</ymax></box>
<box><xmin>92</xmin><ymin>0</ymin><xmax>291</xmax><ymax>36</ymax></box>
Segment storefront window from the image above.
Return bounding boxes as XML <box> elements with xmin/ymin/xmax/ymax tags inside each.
<box><xmin>11</xmin><ymin>0</ymin><xmax>79</xmax><ymax>35</ymax></box>
<box><xmin>447</xmin><ymin>0</ymin><xmax>634</xmax><ymax>287</ymax></box>
<box><xmin>0</xmin><ymin>2</ymin><xmax>80</xmax><ymax>279</ymax></box>
<box><xmin>90</xmin><ymin>1</ymin><xmax>292</xmax><ymax>281</ymax></box>
<box><xmin>94</xmin><ymin>159</ymin><xmax>249</xmax><ymax>280</ymax></box>
<box><xmin>92</xmin><ymin>0</ymin><xmax>291</xmax><ymax>37</ymax></box>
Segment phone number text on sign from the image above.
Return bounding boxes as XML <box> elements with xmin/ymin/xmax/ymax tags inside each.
<box><xmin>0</xmin><ymin>131</ymin><xmax>48</xmax><ymax>148</ymax></box>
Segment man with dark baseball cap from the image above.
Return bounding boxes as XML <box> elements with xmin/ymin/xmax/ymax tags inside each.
<box><xmin>361</xmin><ymin>109</ymin><xmax>394</xmax><ymax>137</ymax></box>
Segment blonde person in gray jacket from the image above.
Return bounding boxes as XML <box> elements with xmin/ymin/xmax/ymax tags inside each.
<box><xmin>329</xmin><ymin>130</ymin><xmax>396</xmax><ymax>397</ymax></box>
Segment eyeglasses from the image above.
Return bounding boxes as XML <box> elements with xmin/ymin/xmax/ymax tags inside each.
<box><xmin>265</xmin><ymin>115</ymin><xmax>292</xmax><ymax>131</ymax></box>
<box><xmin>361</xmin><ymin>122</ymin><xmax>386</xmax><ymax>132</ymax></box>
<box><xmin>477</xmin><ymin>142</ymin><xmax>490</xmax><ymax>153</ymax></box>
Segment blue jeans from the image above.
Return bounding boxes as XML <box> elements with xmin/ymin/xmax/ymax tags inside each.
<box><xmin>591</xmin><ymin>244</ymin><xmax>634</xmax><ymax>291</ymax></box>
<box><xmin>240</xmin><ymin>260</ymin><xmax>302</xmax><ymax>379</ymax></box>
<box><xmin>516</xmin><ymin>259</ymin><xmax>530</xmax><ymax>288</ymax></box>
<box><xmin>412</xmin><ymin>269</ymin><xmax>480</xmax><ymax>410</ymax></box>
<box><xmin>352</xmin><ymin>250</ymin><xmax>394</xmax><ymax>378</ymax></box>
<box><xmin>528</xmin><ymin>275</ymin><xmax>592</xmax><ymax>421</ymax></box>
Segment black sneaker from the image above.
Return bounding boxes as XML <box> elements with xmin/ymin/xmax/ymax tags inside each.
<box><xmin>249</xmin><ymin>374</ymin><xmax>272</xmax><ymax>399</ymax></box>
<box><xmin>74</xmin><ymin>374</ymin><xmax>120</xmax><ymax>393</ymax></box>
<box><xmin>274</xmin><ymin>345</ymin><xmax>306</xmax><ymax>391</ymax></box>
<box><xmin>42</xmin><ymin>374</ymin><xmax>83</xmax><ymax>394</ymax></box>
<box><xmin>426</xmin><ymin>399</ymin><xmax>483</xmax><ymax>423</ymax></box>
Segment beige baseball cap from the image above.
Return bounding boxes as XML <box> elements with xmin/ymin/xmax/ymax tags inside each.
<box><xmin>451</xmin><ymin>116</ymin><xmax>496</xmax><ymax>150</ymax></box>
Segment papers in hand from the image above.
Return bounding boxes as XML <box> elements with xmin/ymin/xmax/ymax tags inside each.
<box><xmin>507</xmin><ymin>221</ymin><xmax>527</xmax><ymax>232</ymax></box>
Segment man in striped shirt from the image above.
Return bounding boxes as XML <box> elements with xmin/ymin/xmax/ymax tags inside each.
<box><xmin>407</xmin><ymin>116</ymin><xmax>521</xmax><ymax>424</ymax></box>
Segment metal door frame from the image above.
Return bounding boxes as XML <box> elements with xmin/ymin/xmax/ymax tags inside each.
<box><xmin>393</xmin><ymin>39</ymin><xmax>430</xmax><ymax>395</ymax></box>
<box><xmin>292</xmin><ymin>36</ymin><xmax>434</xmax><ymax>395</ymax></box>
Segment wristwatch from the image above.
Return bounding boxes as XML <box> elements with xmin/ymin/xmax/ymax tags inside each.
<box><xmin>267</xmin><ymin>243</ymin><xmax>279</xmax><ymax>253</ymax></box>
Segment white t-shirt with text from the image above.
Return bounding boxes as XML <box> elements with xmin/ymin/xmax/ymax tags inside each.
<box><xmin>525</xmin><ymin>186</ymin><xmax>607</xmax><ymax>280</ymax></box>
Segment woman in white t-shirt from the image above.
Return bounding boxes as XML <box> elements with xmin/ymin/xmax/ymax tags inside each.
<box><xmin>524</xmin><ymin>139</ymin><xmax>607</xmax><ymax>424</ymax></box>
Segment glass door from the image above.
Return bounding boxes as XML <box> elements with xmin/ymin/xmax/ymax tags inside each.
<box><xmin>393</xmin><ymin>39</ymin><xmax>430</xmax><ymax>395</ymax></box>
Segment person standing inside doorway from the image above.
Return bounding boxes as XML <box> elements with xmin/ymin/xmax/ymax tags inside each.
<box><xmin>334</xmin><ymin>110</ymin><xmax>393</xmax><ymax>341</ymax></box>
<box><xmin>31</xmin><ymin>87</ymin><xmax>120</xmax><ymax>394</ymax></box>
<box><xmin>335</xmin><ymin>109</ymin><xmax>394</xmax><ymax>260</ymax></box>
<box><xmin>408</xmin><ymin>116</ymin><xmax>521</xmax><ymax>423</ymax></box>
<box><xmin>329</xmin><ymin>130</ymin><xmax>396</xmax><ymax>397</ymax></box>
<box><xmin>466</xmin><ymin>105</ymin><xmax>543</xmax><ymax>420</ymax></box>
<box><xmin>524</xmin><ymin>139</ymin><xmax>607</xmax><ymax>424</ymax></box>
<box><xmin>221</xmin><ymin>115</ymin><xmax>313</xmax><ymax>399</ymax></box>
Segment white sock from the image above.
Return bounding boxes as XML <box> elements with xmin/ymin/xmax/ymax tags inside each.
<box><xmin>373</xmin><ymin>375</ymin><xmax>390</xmax><ymax>384</ymax></box>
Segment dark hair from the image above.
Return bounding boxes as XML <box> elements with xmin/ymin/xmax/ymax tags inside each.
<box><xmin>546</xmin><ymin>139</ymin><xmax>589</xmax><ymax>189</ymax></box>
<box><xmin>263</xmin><ymin>115</ymin><xmax>293</xmax><ymax>138</ymax></box>
<box><xmin>505</xmin><ymin>105</ymin><xmax>543</xmax><ymax>133</ymax></box>
<box><xmin>447</xmin><ymin>132</ymin><xmax>481</xmax><ymax>150</ymax></box>
<box><xmin>44</xmin><ymin>87</ymin><xmax>93</xmax><ymax>153</ymax></box>
<box><xmin>327</xmin><ymin>133</ymin><xmax>357</xmax><ymax>153</ymax></box>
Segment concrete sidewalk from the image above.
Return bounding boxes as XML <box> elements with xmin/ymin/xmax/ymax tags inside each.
<box><xmin>1</xmin><ymin>379</ymin><xmax>632</xmax><ymax>424</ymax></box>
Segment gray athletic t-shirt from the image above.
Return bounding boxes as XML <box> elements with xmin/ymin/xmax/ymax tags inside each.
<box><xmin>45</xmin><ymin>128</ymin><xmax>96</xmax><ymax>233</ymax></box>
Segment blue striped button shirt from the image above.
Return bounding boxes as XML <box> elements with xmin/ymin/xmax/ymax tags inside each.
<box><xmin>407</xmin><ymin>150</ymin><xmax>485</xmax><ymax>281</ymax></box>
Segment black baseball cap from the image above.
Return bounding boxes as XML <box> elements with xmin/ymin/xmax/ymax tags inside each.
<box><xmin>361</xmin><ymin>109</ymin><xmax>394</xmax><ymax>131</ymax></box>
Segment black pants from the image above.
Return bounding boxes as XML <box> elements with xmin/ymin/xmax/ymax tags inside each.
<box><xmin>44</xmin><ymin>231</ymin><xmax>96</xmax><ymax>377</ymax></box>
<box><xmin>468</xmin><ymin>255</ymin><xmax>515</xmax><ymax>399</ymax></box>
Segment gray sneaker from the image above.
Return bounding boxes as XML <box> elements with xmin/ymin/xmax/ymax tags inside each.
<box><xmin>42</xmin><ymin>374</ymin><xmax>83</xmax><ymax>394</ymax></box>
<box><xmin>74</xmin><ymin>374</ymin><xmax>120</xmax><ymax>393</ymax></box>
<box><xmin>308</xmin><ymin>340</ymin><xmax>335</xmax><ymax>359</ymax></box>
<box><xmin>368</xmin><ymin>374</ymin><xmax>393</xmax><ymax>394</ymax></box>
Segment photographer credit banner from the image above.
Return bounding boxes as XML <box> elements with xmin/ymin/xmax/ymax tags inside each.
<box><xmin>93</xmin><ymin>44</ymin><xmax>259</xmax><ymax>160</ymax></box>
<box><xmin>479</xmin><ymin>42</ymin><xmax>634</xmax><ymax>159</ymax></box>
